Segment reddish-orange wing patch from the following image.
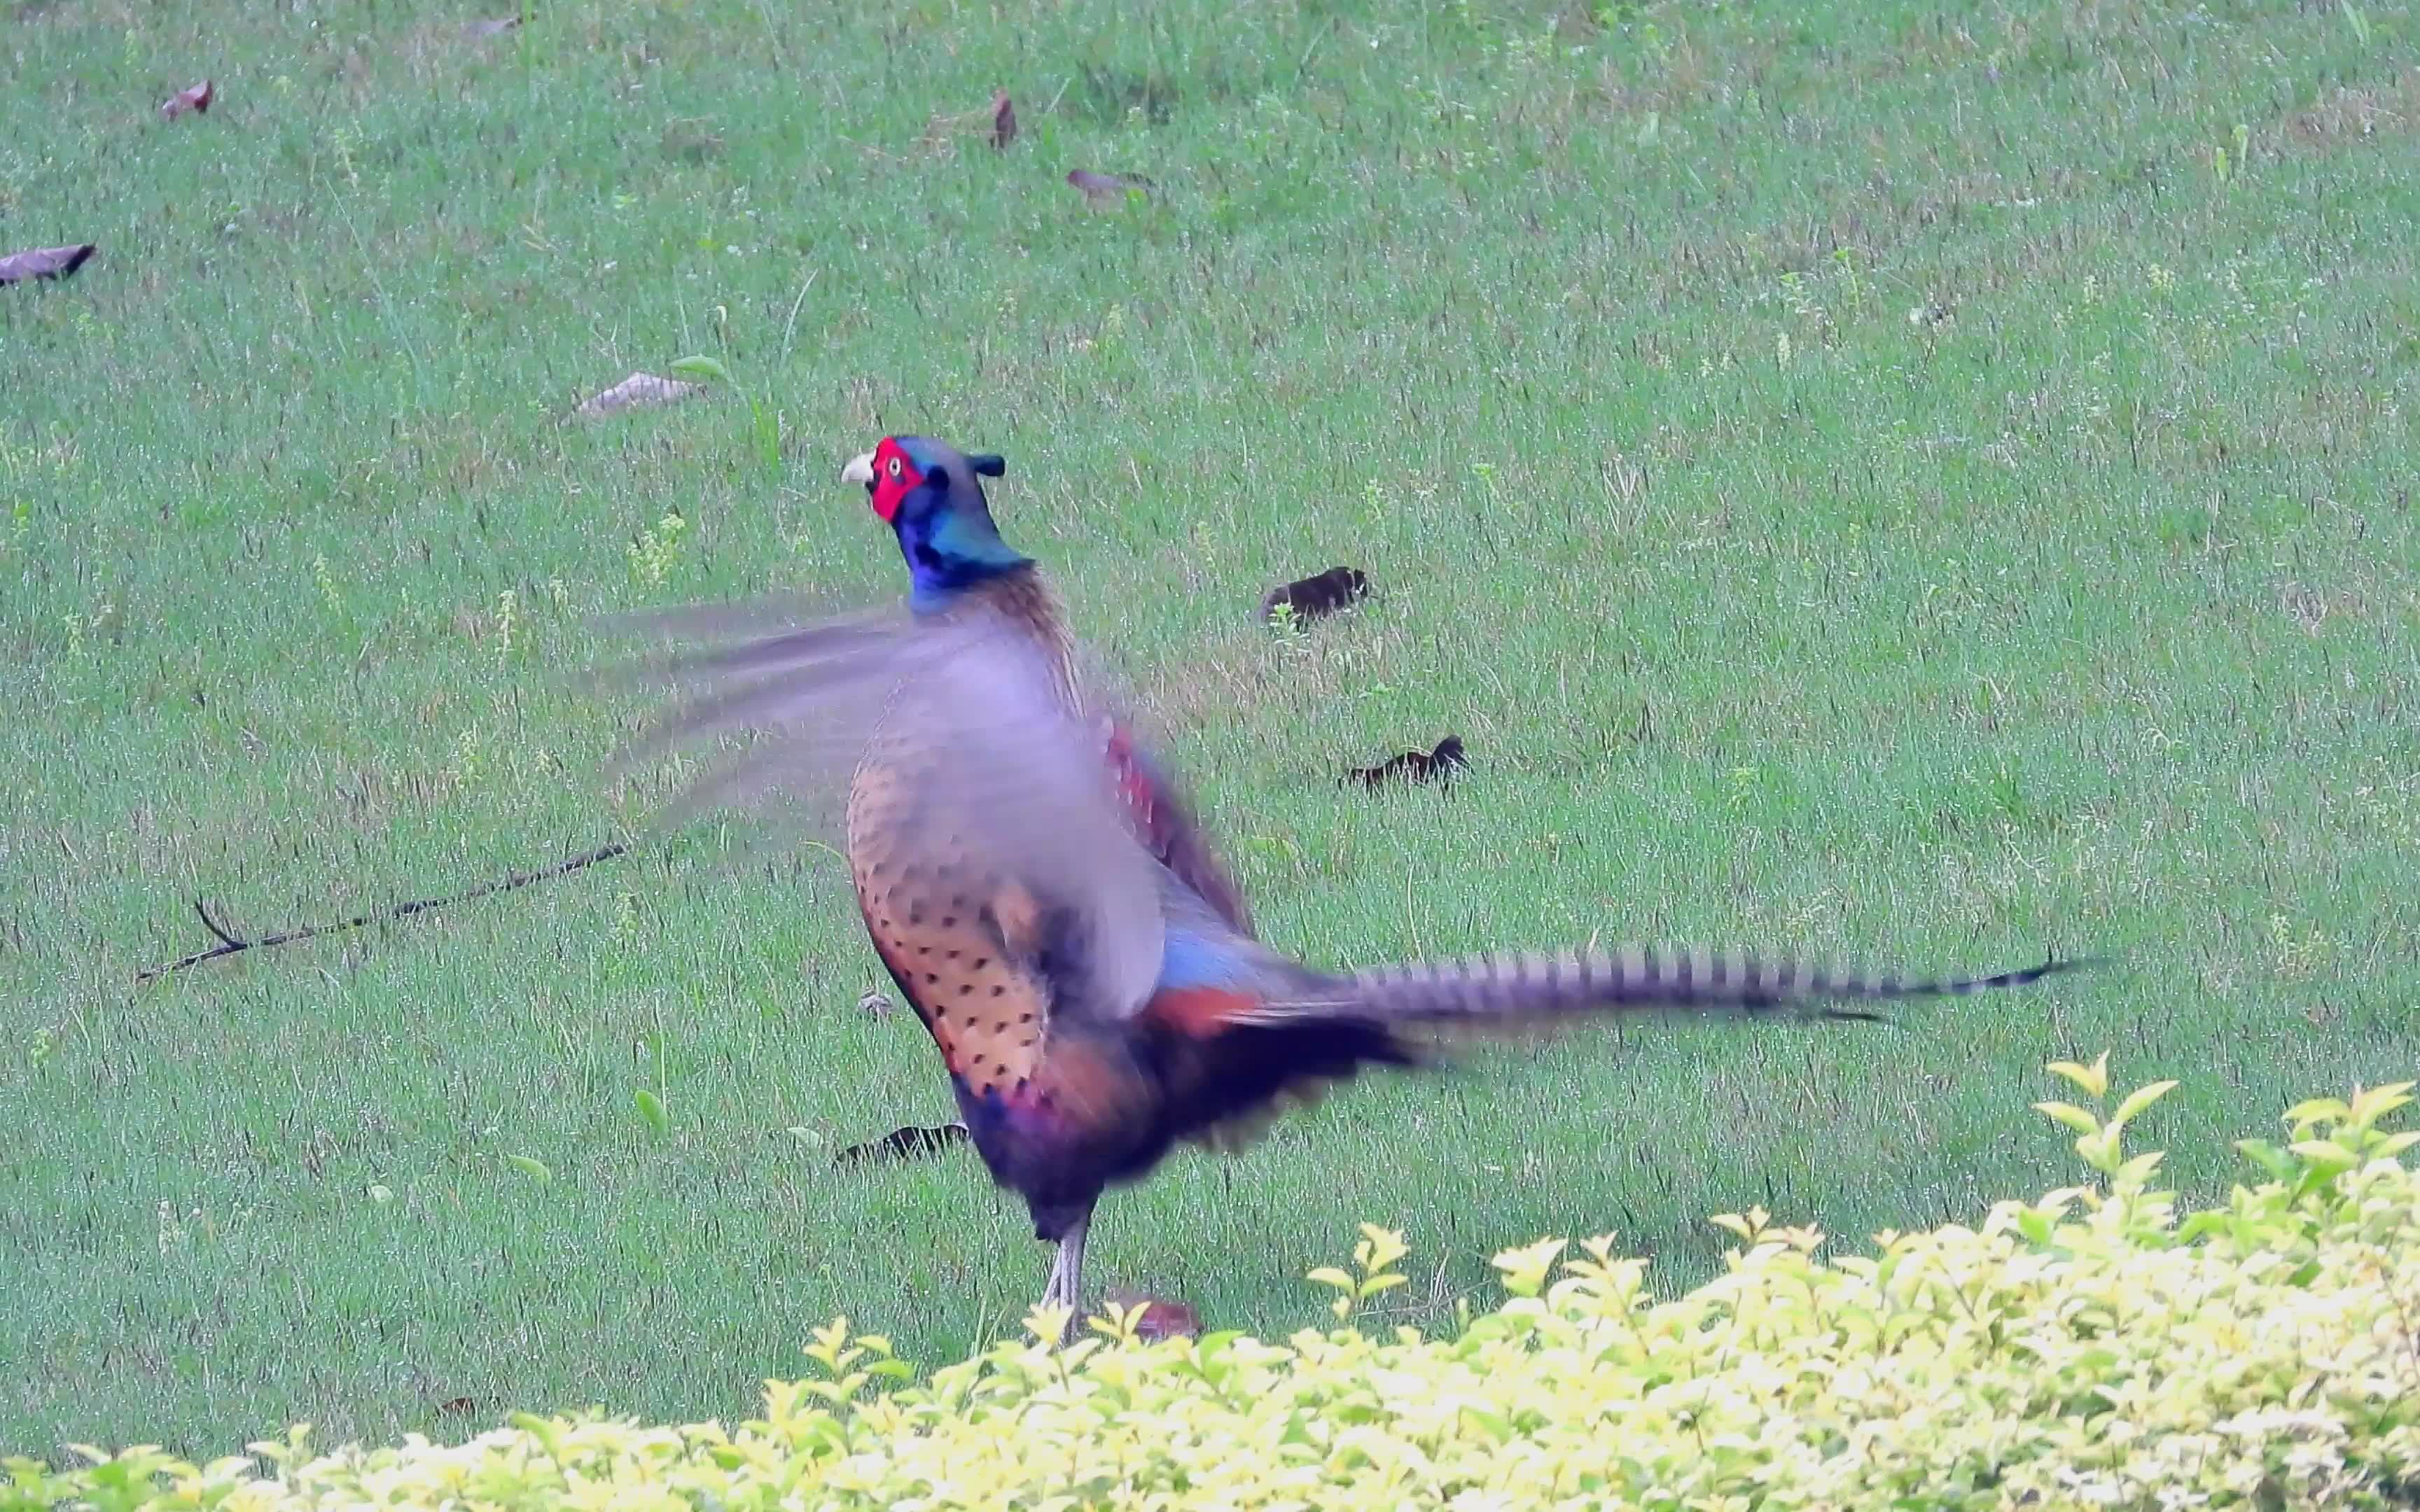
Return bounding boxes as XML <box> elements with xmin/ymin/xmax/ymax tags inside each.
<box><xmin>1143</xmin><ymin>986</ymin><xmax>1257</xmax><ymax>1038</ymax></box>
<box><xmin>1101</xmin><ymin>722</ymin><xmax>1254</xmax><ymax>937</ymax></box>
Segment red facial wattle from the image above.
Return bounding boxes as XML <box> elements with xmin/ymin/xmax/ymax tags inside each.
<box><xmin>866</xmin><ymin>438</ymin><xmax>926</xmax><ymax>523</ymax></box>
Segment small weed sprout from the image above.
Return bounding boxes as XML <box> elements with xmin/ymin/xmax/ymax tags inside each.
<box><xmin>494</xmin><ymin>588</ymin><xmax>520</xmax><ymax>667</ymax></box>
<box><xmin>62</xmin><ymin>596</ymin><xmax>118</xmax><ymax>654</ymax></box>
<box><xmin>627</xmin><ymin>508</ymin><xmax>688</xmax><ymax>587</ymax></box>
<box><xmin>450</xmin><ymin>722</ymin><xmax>486</xmax><ymax>786</ymax></box>
<box><xmin>2266</xmin><ymin>913</ymin><xmax>2332</xmax><ymax>983</ymax></box>
<box><xmin>1307</xmin><ymin>1222</ymin><xmax>1411</xmax><ymax>1320</ymax></box>
<box><xmin>311</xmin><ymin>554</ymin><xmax>342</xmax><ymax>614</ymax></box>
<box><xmin>1830</xmin><ymin>246</ymin><xmax>1864</xmax><ymax>316</ymax></box>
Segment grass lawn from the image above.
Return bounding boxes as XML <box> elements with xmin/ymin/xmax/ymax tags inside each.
<box><xmin>4</xmin><ymin>0</ymin><xmax>2416</xmax><ymax>1462</ymax></box>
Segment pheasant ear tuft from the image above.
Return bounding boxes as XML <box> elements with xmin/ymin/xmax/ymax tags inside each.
<box><xmin>969</xmin><ymin>452</ymin><xmax>1008</xmax><ymax>477</ymax></box>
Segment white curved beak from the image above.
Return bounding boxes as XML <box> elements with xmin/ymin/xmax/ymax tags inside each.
<box><xmin>841</xmin><ymin>450</ymin><xmax>876</xmax><ymax>485</ymax></box>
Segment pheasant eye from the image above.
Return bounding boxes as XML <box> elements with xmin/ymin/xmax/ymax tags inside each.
<box><xmin>886</xmin><ymin>455</ymin><xmax>904</xmax><ymax>480</ymax></box>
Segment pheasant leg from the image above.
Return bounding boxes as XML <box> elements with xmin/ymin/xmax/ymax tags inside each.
<box><xmin>1038</xmin><ymin>1212</ymin><xmax>1090</xmax><ymax>1341</ymax></box>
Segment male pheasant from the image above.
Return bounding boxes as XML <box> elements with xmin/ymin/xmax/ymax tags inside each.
<box><xmin>622</xmin><ymin>447</ymin><xmax>2092</xmax><ymax>1331</ymax></box>
<box><xmin>842</xmin><ymin>435</ymin><xmax>1253</xmax><ymax>937</ymax></box>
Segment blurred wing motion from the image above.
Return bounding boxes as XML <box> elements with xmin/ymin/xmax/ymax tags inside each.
<box><xmin>615</xmin><ymin>603</ymin><xmax>1170</xmax><ymax>1022</ymax></box>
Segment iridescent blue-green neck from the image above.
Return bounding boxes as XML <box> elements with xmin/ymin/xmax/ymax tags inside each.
<box><xmin>895</xmin><ymin>500</ymin><xmax>1034</xmax><ymax>612</ymax></box>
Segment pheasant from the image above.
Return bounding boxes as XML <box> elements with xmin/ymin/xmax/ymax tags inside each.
<box><xmin>840</xmin><ymin>434</ymin><xmax>1253</xmax><ymax>937</ymax></box>
<box><xmin>619</xmin><ymin>519</ymin><xmax>2094</xmax><ymax>1332</ymax></box>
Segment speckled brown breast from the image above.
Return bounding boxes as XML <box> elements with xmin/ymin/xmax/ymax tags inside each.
<box><xmin>844</xmin><ymin>732</ymin><xmax>1053</xmax><ymax>1104</ymax></box>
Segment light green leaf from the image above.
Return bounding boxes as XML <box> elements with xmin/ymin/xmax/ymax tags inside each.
<box><xmin>2348</xmin><ymin>1082</ymin><xmax>2415</xmax><ymax>1129</ymax></box>
<box><xmin>2288</xmin><ymin>1138</ymin><xmax>2358</xmax><ymax>1177</ymax></box>
<box><xmin>505</xmin><ymin>1154</ymin><xmax>552</xmax><ymax>1183</ymax></box>
<box><xmin>2033</xmin><ymin>1100</ymin><xmax>2102</xmax><ymax>1139</ymax></box>
<box><xmin>669</xmin><ymin>354</ymin><xmax>729</xmax><ymax>382</ymax></box>
<box><xmin>2283</xmin><ymin>1097</ymin><xmax>2351</xmax><ymax>1128</ymax></box>
<box><xmin>1461</xmin><ymin>1406</ymin><xmax>1514</xmax><ymax>1443</ymax></box>
<box><xmin>634</xmin><ymin>1088</ymin><xmax>669</xmax><ymax>1136</ymax></box>
<box><xmin>2110</xmin><ymin>1080</ymin><xmax>2179</xmax><ymax>1128</ymax></box>
<box><xmin>2234</xmin><ymin>1138</ymin><xmax>2293</xmax><ymax>1180</ymax></box>
<box><xmin>2046</xmin><ymin>1054</ymin><xmax>2110</xmax><ymax>1100</ymax></box>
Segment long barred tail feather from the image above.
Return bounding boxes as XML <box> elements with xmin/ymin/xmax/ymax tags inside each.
<box><xmin>1241</xmin><ymin>946</ymin><xmax>2101</xmax><ymax>1030</ymax></box>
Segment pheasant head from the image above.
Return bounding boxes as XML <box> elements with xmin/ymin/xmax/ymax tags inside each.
<box><xmin>842</xmin><ymin>435</ymin><xmax>1030</xmax><ymax>611</ymax></box>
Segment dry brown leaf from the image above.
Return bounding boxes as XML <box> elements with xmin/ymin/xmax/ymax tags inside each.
<box><xmin>0</xmin><ymin>244</ymin><xmax>96</xmax><ymax>285</ymax></box>
<box><xmin>573</xmin><ymin>371</ymin><xmax>704</xmax><ymax>419</ymax></box>
<box><xmin>992</xmin><ymin>89</ymin><xmax>1017</xmax><ymax>150</ymax></box>
<box><xmin>160</xmin><ymin>80</ymin><xmax>214</xmax><ymax>120</ymax></box>
<box><xmin>1100</xmin><ymin>1287</ymin><xmax>1201</xmax><ymax>1341</ymax></box>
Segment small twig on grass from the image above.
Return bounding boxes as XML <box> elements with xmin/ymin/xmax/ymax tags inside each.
<box><xmin>193</xmin><ymin>899</ymin><xmax>245</xmax><ymax>949</ymax></box>
<box><xmin>132</xmin><ymin>841</ymin><xmax>632</xmax><ymax>985</ymax></box>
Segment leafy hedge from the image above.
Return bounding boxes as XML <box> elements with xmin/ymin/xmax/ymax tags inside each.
<box><xmin>10</xmin><ymin>1060</ymin><xmax>2419</xmax><ymax>1511</ymax></box>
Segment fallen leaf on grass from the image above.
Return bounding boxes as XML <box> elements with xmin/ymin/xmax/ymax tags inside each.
<box><xmin>573</xmin><ymin>371</ymin><xmax>704</xmax><ymax>419</ymax></box>
<box><xmin>436</xmin><ymin>1396</ymin><xmax>477</xmax><ymax>1416</ymax></box>
<box><xmin>463</xmin><ymin>16</ymin><xmax>520</xmax><ymax>38</ymax></box>
<box><xmin>160</xmin><ymin>80</ymin><xmax>213</xmax><ymax>120</ymax></box>
<box><xmin>1346</xmin><ymin>735</ymin><xmax>1468</xmax><ymax>791</ymax></box>
<box><xmin>1100</xmin><ymin>1287</ymin><xmax>1202</xmax><ymax>1341</ymax></box>
<box><xmin>0</xmin><ymin>244</ymin><xmax>96</xmax><ymax>285</ymax></box>
<box><xmin>1066</xmin><ymin>169</ymin><xmax>1154</xmax><ymax>208</ymax></box>
<box><xmin>858</xmin><ymin>987</ymin><xmax>896</xmax><ymax>1021</ymax></box>
<box><xmin>1260</xmin><ymin>564</ymin><xmax>1370</xmax><ymax>624</ymax></box>
<box><xmin>991</xmin><ymin>89</ymin><xmax>1017</xmax><ymax>149</ymax></box>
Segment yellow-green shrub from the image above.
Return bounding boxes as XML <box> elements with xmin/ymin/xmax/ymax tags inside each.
<box><xmin>9</xmin><ymin>1063</ymin><xmax>2419</xmax><ymax>1511</ymax></box>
